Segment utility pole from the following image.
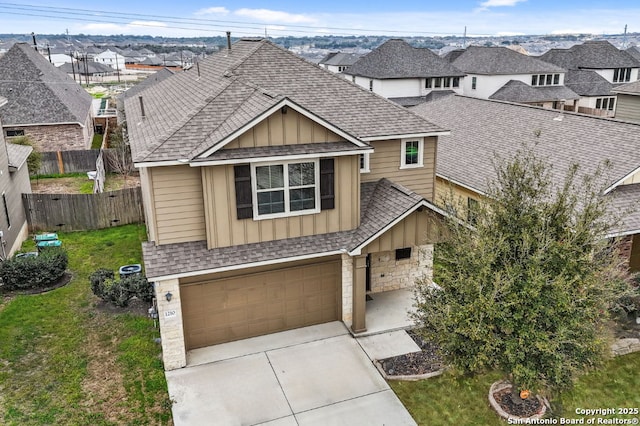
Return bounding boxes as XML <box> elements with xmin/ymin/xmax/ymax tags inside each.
<box><xmin>463</xmin><ymin>26</ymin><xmax>467</xmax><ymax>48</ymax></box>
<box><xmin>622</xmin><ymin>24</ymin><xmax>628</xmax><ymax>49</ymax></box>
<box><xmin>31</xmin><ymin>32</ymin><xmax>37</xmax><ymax>51</ymax></box>
<box><xmin>70</xmin><ymin>51</ymin><xmax>76</xmax><ymax>83</ymax></box>
<box><xmin>114</xmin><ymin>52</ymin><xmax>121</xmax><ymax>83</ymax></box>
<box><xmin>46</xmin><ymin>44</ymin><xmax>52</xmax><ymax>63</ymax></box>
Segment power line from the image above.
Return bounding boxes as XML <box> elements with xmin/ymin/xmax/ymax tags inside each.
<box><xmin>0</xmin><ymin>2</ymin><xmax>474</xmax><ymax>37</ymax></box>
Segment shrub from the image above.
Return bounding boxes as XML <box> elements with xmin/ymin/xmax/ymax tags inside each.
<box><xmin>89</xmin><ymin>268</ymin><xmax>152</xmax><ymax>307</ymax></box>
<box><xmin>0</xmin><ymin>248</ymin><xmax>68</xmax><ymax>292</ymax></box>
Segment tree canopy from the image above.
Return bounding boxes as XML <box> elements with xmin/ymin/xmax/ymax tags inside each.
<box><xmin>412</xmin><ymin>146</ymin><xmax>639</xmax><ymax>394</ymax></box>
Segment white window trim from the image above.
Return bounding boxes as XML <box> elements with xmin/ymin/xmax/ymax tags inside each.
<box><xmin>400</xmin><ymin>138</ymin><xmax>424</xmax><ymax>169</ymax></box>
<box><xmin>250</xmin><ymin>159</ymin><xmax>321</xmax><ymax>220</ymax></box>
<box><xmin>359</xmin><ymin>153</ymin><xmax>370</xmax><ymax>173</ymax></box>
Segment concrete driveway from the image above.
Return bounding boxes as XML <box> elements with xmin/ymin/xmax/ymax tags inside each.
<box><xmin>165</xmin><ymin>322</ymin><xmax>416</xmax><ymax>426</ymax></box>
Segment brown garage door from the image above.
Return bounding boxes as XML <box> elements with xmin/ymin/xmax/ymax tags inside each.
<box><xmin>181</xmin><ymin>259</ymin><xmax>341</xmax><ymax>349</ymax></box>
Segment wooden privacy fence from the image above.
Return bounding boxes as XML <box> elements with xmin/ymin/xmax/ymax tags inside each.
<box><xmin>22</xmin><ymin>187</ymin><xmax>144</xmax><ymax>232</ymax></box>
<box><xmin>37</xmin><ymin>149</ymin><xmax>118</xmax><ymax>175</ymax></box>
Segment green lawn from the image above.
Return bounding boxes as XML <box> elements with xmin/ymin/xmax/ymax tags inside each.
<box><xmin>391</xmin><ymin>351</ymin><xmax>640</xmax><ymax>425</ymax></box>
<box><xmin>0</xmin><ymin>224</ymin><xmax>172</xmax><ymax>425</ymax></box>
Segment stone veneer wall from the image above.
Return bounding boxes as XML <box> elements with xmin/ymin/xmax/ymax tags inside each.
<box><xmin>369</xmin><ymin>244</ymin><xmax>433</xmax><ymax>293</ymax></box>
<box><xmin>155</xmin><ymin>278</ymin><xmax>187</xmax><ymax>370</ymax></box>
<box><xmin>341</xmin><ymin>253</ymin><xmax>353</xmax><ymax>327</ymax></box>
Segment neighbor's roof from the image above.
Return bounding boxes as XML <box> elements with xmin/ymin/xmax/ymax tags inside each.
<box><xmin>450</xmin><ymin>46</ymin><xmax>565</xmax><ymax>75</ymax></box>
<box><xmin>57</xmin><ymin>61</ymin><xmax>115</xmax><ymax>75</ymax></box>
<box><xmin>612</xmin><ymin>80</ymin><xmax>640</xmax><ymax>96</ymax></box>
<box><xmin>539</xmin><ymin>41</ymin><xmax>640</xmax><ymax>70</ymax></box>
<box><xmin>124</xmin><ymin>39</ymin><xmax>447</xmax><ymax>164</ymax></box>
<box><xmin>626</xmin><ymin>46</ymin><xmax>640</xmax><ymax>62</ymax></box>
<box><xmin>6</xmin><ymin>142</ymin><xmax>32</xmax><ymax>170</ymax></box>
<box><xmin>489</xmin><ymin>80</ymin><xmax>580</xmax><ymax>103</ymax></box>
<box><xmin>344</xmin><ymin>39</ymin><xmax>464</xmax><ymax>79</ymax></box>
<box><xmin>411</xmin><ymin>95</ymin><xmax>640</xmax><ymax>235</ymax></box>
<box><xmin>410</xmin><ymin>95</ymin><xmax>640</xmax><ymax>196</ymax></box>
<box><xmin>319</xmin><ymin>52</ymin><xmax>362</xmax><ymax>67</ymax></box>
<box><xmin>0</xmin><ymin>43</ymin><xmax>92</xmax><ymax>126</ymax></box>
<box><xmin>121</xmin><ymin>67</ymin><xmax>175</xmax><ymax>100</ymax></box>
<box><xmin>142</xmin><ymin>178</ymin><xmax>435</xmax><ymax>279</ymax></box>
<box><xmin>563</xmin><ymin>69</ymin><xmax>615</xmax><ymax>97</ymax></box>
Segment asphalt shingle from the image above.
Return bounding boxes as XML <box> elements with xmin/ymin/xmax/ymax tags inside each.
<box><xmin>539</xmin><ymin>41</ymin><xmax>640</xmax><ymax>70</ymax></box>
<box><xmin>450</xmin><ymin>46</ymin><xmax>565</xmax><ymax>75</ymax></box>
<box><xmin>489</xmin><ymin>80</ymin><xmax>580</xmax><ymax>103</ymax></box>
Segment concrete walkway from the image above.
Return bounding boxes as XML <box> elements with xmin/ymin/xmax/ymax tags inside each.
<box><xmin>166</xmin><ymin>322</ymin><xmax>417</xmax><ymax>426</ymax></box>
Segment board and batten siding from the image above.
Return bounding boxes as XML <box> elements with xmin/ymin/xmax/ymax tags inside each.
<box><xmin>360</xmin><ymin>210</ymin><xmax>434</xmax><ymax>255</ymax></box>
<box><xmin>224</xmin><ymin>108</ymin><xmax>342</xmax><ymax>149</ymax></box>
<box><xmin>615</xmin><ymin>94</ymin><xmax>640</xmax><ymax>124</ymax></box>
<box><xmin>362</xmin><ymin>137</ymin><xmax>437</xmax><ymax>201</ymax></box>
<box><xmin>202</xmin><ymin>155</ymin><xmax>360</xmax><ymax>249</ymax></box>
<box><xmin>150</xmin><ymin>165</ymin><xmax>206</xmax><ymax>244</ymax></box>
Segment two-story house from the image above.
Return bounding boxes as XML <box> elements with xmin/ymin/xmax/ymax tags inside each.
<box><xmin>0</xmin><ymin>107</ymin><xmax>33</xmax><ymax>258</ymax></box>
<box><xmin>411</xmin><ymin>95</ymin><xmax>640</xmax><ymax>271</ymax></box>
<box><xmin>539</xmin><ymin>41</ymin><xmax>640</xmax><ymax>117</ymax></box>
<box><xmin>318</xmin><ymin>52</ymin><xmax>362</xmax><ymax>74</ymax></box>
<box><xmin>342</xmin><ymin>39</ymin><xmax>466</xmax><ymax>106</ymax></box>
<box><xmin>125</xmin><ymin>39</ymin><xmax>448</xmax><ymax>370</ymax></box>
<box><xmin>445</xmin><ymin>46</ymin><xmax>579</xmax><ymax>110</ymax></box>
<box><xmin>93</xmin><ymin>49</ymin><xmax>126</xmax><ymax>71</ymax></box>
<box><xmin>0</xmin><ymin>43</ymin><xmax>94</xmax><ymax>151</ymax></box>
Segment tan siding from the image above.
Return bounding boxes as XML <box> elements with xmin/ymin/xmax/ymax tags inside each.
<box><xmin>362</xmin><ymin>137</ymin><xmax>437</xmax><ymax>201</ymax></box>
<box><xmin>203</xmin><ymin>156</ymin><xmax>359</xmax><ymax>249</ymax></box>
<box><xmin>361</xmin><ymin>210</ymin><xmax>432</xmax><ymax>255</ymax></box>
<box><xmin>224</xmin><ymin>109</ymin><xmax>342</xmax><ymax>149</ymax></box>
<box><xmin>139</xmin><ymin>167</ymin><xmax>157</xmax><ymax>242</ymax></box>
<box><xmin>615</xmin><ymin>94</ymin><xmax>640</xmax><ymax>124</ymax></box>
<box><xmin>152</xmin><ymin>165</ymin><xmax>206</xmax><ymax>244</ymax></box>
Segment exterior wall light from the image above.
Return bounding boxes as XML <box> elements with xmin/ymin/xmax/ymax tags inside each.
<box><xmin>165</xmin><ymin>291</ymin><xmax>173</xmax><ymax>302</ymax></box>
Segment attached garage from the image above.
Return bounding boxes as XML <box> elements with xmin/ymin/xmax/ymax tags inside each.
<box><xmin>181</xmin><ymin>259</ymin><xmax>342</xmax><ymax>349</ymax></box>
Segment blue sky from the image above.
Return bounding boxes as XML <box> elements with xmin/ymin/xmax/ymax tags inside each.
<box><xmin>0</xmin><ymin>0</ymin><xmax>638</xmax><ymax>38</ymax></box>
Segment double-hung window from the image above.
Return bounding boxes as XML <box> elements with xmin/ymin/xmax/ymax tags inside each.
<box><xmin>400</xmin><ymin>138</ymin><xmax>424</xmax><ymax>169</ymax></box>
<box><xmin>252</xmin><ymin>160</ymin><xmax>319</xmax><ymax>219</ymax></box>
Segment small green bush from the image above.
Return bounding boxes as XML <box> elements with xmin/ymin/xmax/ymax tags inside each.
<box><xmin>0</xmin><ymin>248</ymin><xmax>68</xmax><ymax>291</ymax></box>
<box><xmin>89</xmin><ymin>269</ymin><xmax>152</xmax><ymax>307</ymax></box>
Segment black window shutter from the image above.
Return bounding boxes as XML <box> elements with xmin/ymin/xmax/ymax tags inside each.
<box><xmin>234</xmin><ymin>165</ymin><xmax>253</xmax><ymax>219</ymax></box>
<box><xmin>320</xmin><ymin>158</ymin><xmax>335</xmax><ymax>210</ymax></box>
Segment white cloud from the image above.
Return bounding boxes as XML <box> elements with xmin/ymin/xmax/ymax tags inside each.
<box><xmin>194</xmin><ymin>7</ymin><xmax>229</xmax><ymax>16</ymax></box>
<box><xmin>479</xmin><ymin>0</ymin><xmax>526</xmax><ymax>7</ymax></box>
<box><xmin>496</xmin><ymin>31</ymin><xmax>526</xmax><ymax>36</ymax></box>
<box><xmin>234</xmin><ymin>8</ymin><xmax>317</xmax><ymax>24</ymax></box>
<box><xmin>127</xmin><ymin>20</ymin><xmax>168</xmax><ymax>28</ymax></box>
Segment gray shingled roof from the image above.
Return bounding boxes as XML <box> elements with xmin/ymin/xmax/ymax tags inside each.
<box><xmin>319</xmin><ymin>52</ymin><xmax>362</xmax><ymax>67</ymax></box>
<box><xmin>194</xmin><ymin>142</ymin><xmax>370</xmax><ymax>162</ymax></box>
<box><xmin>627</xmin><ymin>46</ymin><xmax>640</xmax><ymax>63</ymax></box>
<box><xmin>6</xmin><ymin>142</ymin><xmax>32</xmax><ymax>170</ymax></box>
<box><xmin>563</xmin><ymin>69</ymin><xmax>615</xmax><ymax>97</ymax></box>
<box><xmin>451</xmin><ymin>46</ymin><xmax>565</xmax><ymax>75</ymax></box>
<box><xmin>612</xmin><ymin>80</ymin><xmax>640</xmax><ymax>96</ymax></box>
<box><xmin>57</xmin><ymin>61</ymin><xmax>115</xmax><ymax>75</ymax></box>
<box><xmin>489</xmin><ymin>80</ymin><xmax>580</xmax><ymax>103</ymax></box>
<box><xmin>344</xmin><ymin>39</ymin><xmax>464</xmax><ymax>79</ymax></box>
<box><xmin>410</xmin><ymin>95</ymin><xmax>640</xmax><ymax>234</ymax></box>
<box><xmin>0</xmin><ymin>43</ymin><xmax>92</xmax><ymax>126</ymax></box>
<box><xmin>142</xmin><ymin>178</ymin><xmax>426</xmax><ymax>279</ymax></box>
<box><xmin>121</xmin><ymin>68</ymin><xmax>175</xmax><ymax>100</ymax></box>
<box><xmin>389</xmin><ymin>90</ymin><xmax>456</xmax><ymax>107</ymax></box>
<box><xmin>539</xmin><ymin>41</ymin><xmax>640</xmax><ymax>70</ymax></box>
<box><xmin>125</xmin><ymin>39</ymin><xmax>447</xmax><ymax>163</ymax></box>
<box><xmin>607</xmin><ymin>184</ymin><xmax>640</xmax><ymax>236</ymax></box>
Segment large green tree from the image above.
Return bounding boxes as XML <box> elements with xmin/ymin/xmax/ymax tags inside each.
<box><xmin>412</xmin><ymin>146</ymin><xmax>638</xmax><ymax>396</ymax></box>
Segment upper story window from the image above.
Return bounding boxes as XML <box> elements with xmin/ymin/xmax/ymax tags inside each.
<box><xmin>531</xmin><ymin>74</ymin><xmax>560</xmax><ymax>86</ymax></box>
<box><xmin>471</xmin><ymin>76</ymin><xmax>477</xmax><ymax>90</ymax></box>
<box><xmin>251</xmin><ymin>160</ymin><xmax>320</xmax><ymax>219</ymax></box>
<box><xmin>426</xmin><ymin>76</ymin><xmax>460</xmax><ymax>89</ymax></box>
<box><xmin>369</xmin><ymin>80</ymin><xmax>373</xmax><ymax>91</ymax></box>
<box><xmin>359</xmin><ymin>153</ymin><xmax>370</xmax><ymax>173</ymax></box>
<box><xmin>595</xmin><ymin>97</ymin><xmax>615</xmax><ymax>111</ymax></box>
<box><xmin>613</xmin><ymin>68</ymin><xmax>631</xmax><ymax>83</ymax></box>
<box><xmin>400</xmin><ymin>138</ymin><xmax>424</xmax><ymax>169</ymax></box>
<box><xmin>5</xmin><ymin>129</ymin><xmax>25</xmax><ymax>137</ymax></box>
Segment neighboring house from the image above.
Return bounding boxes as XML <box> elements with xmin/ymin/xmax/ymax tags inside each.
<box><xmin>539</xmin><ymin>41</ymin><xmax>640</xmax><ymax>117</ymax></box>
<box><xmin>47</xmin><ymin>52</ymin><xmax>73</xmax><ymax>67</ymax></box>
<box><xmin>93</xmin><ymin>49</ymin><xmax>126</xmax><ymax>71</ymax></box>
<box><xmin>58</xmin><ymin>60</ymin><xmax>116</xmax><ymax>78</ymax></box>
<box><xmin>319</xmin><ymin>51</ymin><xmax>362</xmax><ymax>73</ymax></box>
<box><xmin>613</xmin><ymin>80</ymin><xmax>640</xmax><ymax>123</ymax></box>
<box><xmin>125</xmin><ymin>38</ymin><xmax>448</xmax><ymax>370</ymax></box>
<box><xmin>0</xmin><ymin>105</ymin><xmax>32</xmax><ymax>259</ymax></box>
<box><xmin>411</xmin><ymin>95</ymin><xmax>640</xmax><ymax>271</ymax></box>
<box><xmin>445</xmin><ymin>46</ymin><xmax>578</xmax><ymax>109</ymax></box>
<box><xmin>627</xmin><ymin>46</ymin><xmax>640</xmax><ymax>63</ymax></box>
<box><xmin>343</xmin><ymin>39</ymin><xmax>465</xmax><ymax>106</ymax></box>
<box><xmin>0</xmin><ymin>43</ymin><xmax>94</xmax><ymax>151</ymax></box>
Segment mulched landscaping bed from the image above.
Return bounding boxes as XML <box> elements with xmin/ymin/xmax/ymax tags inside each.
<box><xmin>379</xmin><ymin>329</ymin><xmax>445</xmax><ymax>376</ymax></box>
<box><xmin>492</xmin><ymin>386</ymin><xmax>544</xmax><ymax>418</ymax></box>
